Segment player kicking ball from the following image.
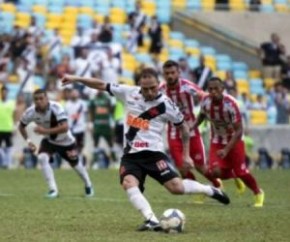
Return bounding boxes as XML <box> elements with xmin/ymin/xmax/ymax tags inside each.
<box><xmin>18</xmin><ymin>89</ymin><xmax>94</xmax><ymax>198</ymax></box>
<box><xmin>61</xmin><ymin>69</ymin><xmax>230</xmax><ymax>232</ymax></box>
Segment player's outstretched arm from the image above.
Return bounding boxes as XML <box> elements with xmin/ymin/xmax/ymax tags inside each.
<box><xmin>61</xmin><ymin>74</ymin><xmax>107</xmax><ymax>91</ymax></box>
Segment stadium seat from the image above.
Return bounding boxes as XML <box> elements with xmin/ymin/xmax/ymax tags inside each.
<box><xmin>264</xmin><ymin>78</ymin><xmax>276</xmax><ymax>90</ymax></box>
<box><xmin>172</xmin><ymin>0</ymin><xmax>187</xmax><ymax>9</ymax></box>
<box><xmin>142</xmin><ymin>1</ymin><xmax>156</xmax><ymax>17</ymax></box>
<box><xmin>32</xmin><ymin>5</ymin><xmax>47</xmax><ymax>14</ymax></box>
<box><xmin>261</xmin><ymin>4</ymin><xmax>275</xmax><ymax>12</ymax></box>
<box><xmin>236</xmin><ymin>79</ymin><xmax>250</xmax><ymax>94</ymax></box>
<box><xmin>234</xmin><ymin>70</ymin><xmax>248</xmax><ymax>79</ymax></box>
<box><xmin>217</xmin><ymin>62</ymin><xmax>232</xmax><ymax>71</ymax></box>
<box><xmin>80</xmin><ymin>0</ymin><xmax>94</xmax><ymax>8</ymax></box>
<box><xmin>170</xmin><ymin>31</ymin><xmax>184</xmax><ymax>41</ymax></box>
<box><xmin>34</xmin><ymin>0</ymin><xmax>48</xmax><ymax>5</ymax></box>
<box><xmin>267</xmin><ymin>106</ymin><xmax>277</xmax><ymax>124</ymax></box>
<box><xmin>187</xmin><ymin>0</ymin><xmax>202</xmax><ymax>10</ymax></box>
<box><xmin>201</xmin><ymin>0</ymin><xmax>215</xmax><ymax>11</ymax></box>
<box><xmin>79</xmin><ymin>7</ymin><xmax>94</xmax><ymax>16</ymax></box>
<box><xmin>250</xmin><ymin>110</ymin><xmax>268</xmax><ymax>125</ymax></box>
<box><xmin>168</xmin><ymin>39</ymin><xmax>184</xmax><ymax>49</ymax></box>
<box><xmin>232</xmin><ymin>62</ymin><xmax>248</xmax><ymax>71</ymax></box>
<box><xmin>17</xmin><ymin>4</ymin><xmax>32</xmax><ymax>13</ymax></box>
<box><xmin>110</xmin><ymin>8</ymin><xmax>126</xmax><ymax>24</ymax></box>
<box><xmin>215</xmin><ymin>70</ymin><xmax>227</xmax><ymax>80</ymax></box>
<box><xmin>249</xmin><ymin>70</ymin><xmax>261</xmax><ymax>78</ymax></box>
<box><xmin>184</xmin><ymin>39</ymin><xmax>200</xmax><ymax>48</ymax></box>
<box><xmin>157</xmin><ymin>9</ymin><xmax>171</xmax><ymax>24</ymax></box>
<box><xmin>185</xmin><ymin>47</ymin><xmax>201</xmax><ymax>56</ymax></box>
<box><xmin>200</xmin><ymin>46</ymin><xmax>216</xmax><ymax>55</ymax></box>
<box><xmin>48</xmin><ymin>5</ymin><xmax>63</xmax><ymax>14</ymax></box>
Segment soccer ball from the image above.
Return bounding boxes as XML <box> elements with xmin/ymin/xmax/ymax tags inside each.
<box><xmin>160</xmin><ymin>209</ymin><xmax>186</xmax><ymax>233</ymax></box>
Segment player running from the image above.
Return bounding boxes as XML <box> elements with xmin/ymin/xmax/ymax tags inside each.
<box><xmin>193</xmin><ymin>77</ymin><xmax>264</xmax><ymax>207</ymax></box>
<box><xmin>160</xmin><ymin>60</ymin><xmax>221</xmax><ymax>189</ymax></box>
<box><xmin>18</xmin><ymin>89</ymin><xmax>94</xmax><ymax>198</ymax></box>
<box><xmin>61</xmin><ymin>68</ymin><xmax>230</xmax><ymax>231</ymax></box>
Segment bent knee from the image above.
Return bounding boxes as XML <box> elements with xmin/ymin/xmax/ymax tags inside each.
<box><xmin>37</xmin><ymin>153</ymin><xmax>49</xmax><ymax>164</ymax></box>
<box><xmin>164</xmin><ymin>178</ymin><xmax>184</xmax><ymax>195</ymax></box>
<box><xmin>122</xmin><ymin>175</ymin><xmax>139</xmax><ymax>190</ymax></box>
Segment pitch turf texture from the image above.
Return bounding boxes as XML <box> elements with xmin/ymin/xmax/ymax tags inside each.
<box><xmin>0</xmin><ymin>169</ymin><xmax>289</xmax><ymax>242</ymax></box>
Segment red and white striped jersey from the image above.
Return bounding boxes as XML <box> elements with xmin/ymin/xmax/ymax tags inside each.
<box><xmin>200</xmin><ymin>93</ymin><xmax>243</xmax><ymax>144</ymax></box>
<box><xmin>159</xmin><ymin>79</ymin><xmax>203</xmax><ymax>139</ymax></box>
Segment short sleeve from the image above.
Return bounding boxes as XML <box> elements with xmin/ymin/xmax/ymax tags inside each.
<box><xmin>20</xmin><ymin>107</ymin><xmax>34</xmax><ymax>126</ymax></box>
<box><xmin>164</xmin><ymin>98</ymin><xmax>184</xmax><ymax>125</ymax></box>
<box><xmin>52</xmin><ymin>104</ymin><xmax>68</xmax><ymax>123</ymax></box>
<box><xmin>106</xmin><ymin>83</ymin><xmax>135</xmax><ymax>102</ymax></box>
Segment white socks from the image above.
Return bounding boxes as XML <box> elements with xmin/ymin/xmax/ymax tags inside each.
<box><xmin>127</xmin><ymin>187</ymin><xmax>159</xmax><ymax>223</ymax></box>
<box><xmin>182</xmin><ymin>179</ymin><xmax>214</xmax><ymax>196</ymax></box>
<box><xmin>73</xmin><ymin>156</ymin><xmax>92</xmax><ymax>188</ymax></box>
<box><xmin>38</xmin><ymin>153</ymin><xmax>57</xmax><ymax>192</ymax></box>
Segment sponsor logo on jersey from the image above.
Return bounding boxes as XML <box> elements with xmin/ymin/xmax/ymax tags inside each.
<box><xmin>127</xmin><ymin>114</ymin><xmax>149</xmax><ymax>130</ymax></box>
<box><xmin>133</xmin><ymin>141</ymin><xmax>149</xmax><ymax>148</ymax></box>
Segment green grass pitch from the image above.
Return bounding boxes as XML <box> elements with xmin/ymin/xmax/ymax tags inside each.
<box><xmin>0</xmin><ymin>169</ymin><xmax>289</xmax><ymax>242</ymax></box>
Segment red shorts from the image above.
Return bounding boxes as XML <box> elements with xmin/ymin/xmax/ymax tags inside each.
<box><xmin>209</xmin><ymin>140</ymin><xmax>249</xmax><ymax>176</ymax></box>
<box><xmin>168</xmin><ymin>135</ymin><xmax>206</xmax><ymax>169</ymax></box>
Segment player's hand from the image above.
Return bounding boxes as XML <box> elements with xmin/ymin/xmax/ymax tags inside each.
<box><xmin>61</xmin><ymin>74</ymin><xmax>78</xmax><ymax>86</ymax></box>
<box><xmin>216</xmin><ymin>149</ymin><xmax>229</xmax><ymax>159</ymax></box>
<box><xmin>28</xmin><ymin>141</ymin><xmax>37</xmax><ymax>153</ymax></box>
<box><xmin>34</xmin><ymin>125</ymin><xmax>48</xmax><ymax>135</ymax></box>
<box><xmin>183</xmin><ymin>155</ymin><xmax>194</xmax><ymax>169</ymax></box>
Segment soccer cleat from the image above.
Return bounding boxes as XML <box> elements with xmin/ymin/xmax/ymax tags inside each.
<box><xmin>234</xmin><ymin>178</ymin><xmax>246</xmax><ymax>195</ymax></box>
<box><xmin>211</xmin><ymin>187</ymin><xmax>230</xmax><ymax>205</ymax></box>
<box><xmin>137</xmin><ymin>220</ymin><xmax>163</xmax><ymax>232</ymax></box>
<box><xmin>253</xmin><ymin>190</ymin><xmax>265</xmax><ymax>208</ymax></box>
<box><xmin>85</xmin><ymin>186</ymin><xmax>94</xmax><ymax>197</ymax></box>
<box><xmin>45</xmin><ymin>190</ymin><xmax>58</xmax><ymax>199</ymax></box>
<box><xmin>193</xmin><ymin>194</ymin><xmax>206</xmax><ymax>204</ymax></box>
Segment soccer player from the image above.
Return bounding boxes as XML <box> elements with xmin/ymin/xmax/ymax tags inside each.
<box><xmin>64</xmin><ymin>89</ymin><xmax>87</xmax><ymax>161</ymax></box>
<box><xmin>18</xmin><ymin>89</ymin><xmax>94</xmax><ymax>198</ymax></box>
<box><xmin>89</xmin><ymin>90</ymin><xmax>116</xmax><ymax>167</ymax></box>
<box><xmin>193</xmin><ymin>77</ymin><xmax>264</xmax><ymax>207</ymax></box>
<box><xmin>160</xmin><ymin>60</ymin><xmax>221</xmax><ymax>188</ymax></box>
<box><xmin>61</xmin><ymin>69</ymin><xmax>230</xmax><ymax>231</ymax></box>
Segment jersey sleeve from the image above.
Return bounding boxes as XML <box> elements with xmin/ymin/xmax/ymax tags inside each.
<box><xmin>20</xmin><ymin>107</ymin><xmax>34</xmax><ymax>126</ymax></box>
<box><xmin>53</xmin><ymin>104</ymin><xmax>68</xmax><ymax>123</ymax></box>
<box><xmin>106</xmin><ymin>83</ymin><xmax>134</xmax><ymax>101</ymax></box>
<box><xmin>164</xmin><ymin>98</ymin><xmax>184</xmax><ymax>126</ymax></box>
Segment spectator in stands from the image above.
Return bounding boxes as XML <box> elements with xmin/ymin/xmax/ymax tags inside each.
<box><xmin>100</xmin><ymin>48</ymin><xmax>120</xmax><ymax>84</ymax></box>
<box><xmin>126</xmin><ymin>24</ymin><xmax>139</xmax><ymax>54</ymax></box>
<box><xmin>128</xmin><ymin>0</ymin><xmax>146</xmax><ymax>47</ymax></box>
<box><xmin>14</xmin><ymin>93</ymin><xmax>26</xmax><ymax>123</ymax></box>
<box><xmin>53</xmin><ymin>55</ymin><xmax>73</xmax><ymax>82</ymax></box>
<box><xmin>249</xmin><ymin>0</ymin><xmax>261</xmax><ymax>11</ymax></box>
<box><xmin>133</xmin><ymin>63</ymin><xmax>146</xmax><ymax>85</ymax></box>
<box><xmin>85</xmin><ymin>20</ymin><xmax>101</xmax><ymax>38</ymax></box>
<box><xmin>272</xmin><ymin>82</ymin><xmax>290</xmax><ymax>124</ymax></box>
<box><xmin>178</xmin><ymin>58</ymin><xmax>192</xmax><ymax>81</ymax></box>
<box><xmin>148</xmin><ymin>16</ymin><xmax>162</xmax><ymax>55</ymax></box>
<box><xmin>99</xmin><ymin>16</ymin><xmax>113</xmax><ymax>43</ymax></box>
<box><xmin>281</xmin><ymin>56</ymin><xmax>290</xmax><ymax>90</ymax></box>
<box><xmin>259</xmin><ymin>33</ymin><xmax>284</xmax><ymax>79</ymax></box>
<box><xmin>192</xmin><ymin>55</ymin><xmax>212</xmax><ymax>90</ymax></box>
<box><xmin>70</xmin><ymin>27</ymin><xmax>90</xmax><ymax>48</ymax></box>
<box><xmin>46</xmin><ymin>29</ymin><xmax>62</xmax><ymax>62</ymax></box>
<box><xmin>0</xmin><ymin>35</ymin><xmax>10</xmax><ymax>60</ymax></box>
<box><xmin>215</xmin><ymin>0</ymin><xmax>229</xmax><ymax>11</ymax></box>
<box><xmin>241</xmin><ymin>92</ymin><xmax>251</xmax><ymax>110</ymax></box>
<box><xmin>151</xmin><ymin>55</ymin><xmax>163</xmax><ymax>76</ymax></box>
<box><xmin>28</xmin><ymin>16</ymin><xmax>43</xmax><ymax>38</ymax></box>
<box><xmin>224</xmin><ymin>71</ymin><xmax>237</xmax><ymax>93</ymax></box>
<box><xmin>250</xmin><ymin>94</ymin><xmax>267</xmax><ymax>110</ymax></box>
<box><xmin>16</xmin><ymin>57</ymin><xmax>35</xmax><ymax>106</ymax></box>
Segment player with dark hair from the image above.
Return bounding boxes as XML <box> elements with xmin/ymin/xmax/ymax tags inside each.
<box><xmin>61</xmin><ymin>70</ymin><xmax>230</xmax><ymax>231</ymax></box>
<box><xmin>18</xmin><ymin>89</ymin><xmax>94</xmax><ymax>198</ymax></box>
<box><xmin>160</xmin><ymin>60</ymin><xmax>221</xmax><ymax>192</ymax></box>
<box><xmin>193</xmin><ymin>77</ymin><xmax>264</xmax><ymax>207</ymax></box>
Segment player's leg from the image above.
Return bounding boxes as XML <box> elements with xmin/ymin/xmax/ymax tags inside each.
<box><xmin>38</xmin><ymin>139</ymin><xmax>58</xmax><ymax>198</ymax></box>
<box><xmin>230</xmin><ymin>141</ymin><xmax>264</xmax><ymax>207</ymax></box>
<box><xmin>73</xmin><ymin>132</ymin><xmax>86</xmax><ymax>165</ymax></box>
<box><xmin>168</xmin><ymin>138</ymin><xmax>196</xmax><ymax>180</ymax></box>
<box><xmin>120</xmin><ymin>157</ymin><xmax>161</xmax><ymax>231</ymax></box>
<box><xmin>104</xmin><ymin>130</ymin><xmax>117</xmax><ymax>166</ymax></box>
<box><xmin>58</xmin><ymin>143</ymin><xmax>94</xmax><ymax>197</ymax></box>
<box><xmin>1</xmin><ymin>132</ymin><xmax>13</xmax><ymax>169</ymax></box>
<box><xmin>145</xmin><ymin>154</ymin><xmax>230</xmax><ymax>205</ymax></box>
<box><xmin>190</xmin><ymin>136</ymin><xmax>221</xmax><ymax>188</ymax></box>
